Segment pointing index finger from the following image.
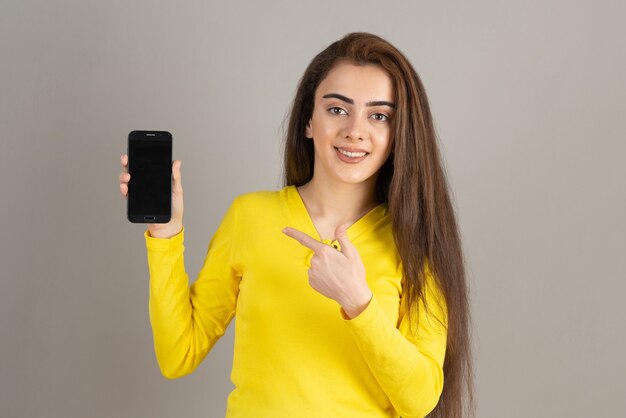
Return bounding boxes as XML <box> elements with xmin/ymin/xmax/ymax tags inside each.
<box><xmin>282</xmin><ymin>227</ymin><xmax>326</xmax><ymax>253</ymax></box>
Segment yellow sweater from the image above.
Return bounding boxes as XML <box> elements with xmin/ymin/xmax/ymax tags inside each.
<box><xmin>145</xmin><ymin>185</ymin><xmax>447</xmax><ymax>418</ymax></box>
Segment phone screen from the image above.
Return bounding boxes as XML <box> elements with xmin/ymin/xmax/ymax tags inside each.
<box><xmin>127</xmin><ymin>131</ymin><xmax>172</xmax><ymax>223</ymax></box>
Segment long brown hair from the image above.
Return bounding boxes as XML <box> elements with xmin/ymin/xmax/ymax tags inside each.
<box><xmin>283</xmin><ymin>32</ymin><xmax>474</xmax><ymax>417</ymax></box>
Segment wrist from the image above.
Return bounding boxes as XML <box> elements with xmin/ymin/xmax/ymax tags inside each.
<box><xmin>148</xmin><ymin>224</ymin><xmax>183</xmax><ymax>239</ymax></box>
<box><xmin>341</xmin><ymin>289</ymin><xmax>373</xmax><ymax>319</ymax></box>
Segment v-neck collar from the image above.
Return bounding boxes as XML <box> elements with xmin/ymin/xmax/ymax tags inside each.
<box><xmin>283</xmin><ymin>185</ymin><xmax>388</xmax><ymax>244</ymax></box>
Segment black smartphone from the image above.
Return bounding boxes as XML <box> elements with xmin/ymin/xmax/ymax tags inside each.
<box><xmin>127</xmin><ymin>130</ymin><xmax>172</xmax><ymax>223</ymax></box>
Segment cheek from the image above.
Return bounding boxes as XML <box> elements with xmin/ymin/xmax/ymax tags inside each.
<box><xmin>317</xmin><ymin>119</ymin><xmax>338</xmax><ymax>138</ymax></box>
<box><xmin>374</xmin><ymin>130</ymin><xmax>393</xmax><ymax>154</ymax></box>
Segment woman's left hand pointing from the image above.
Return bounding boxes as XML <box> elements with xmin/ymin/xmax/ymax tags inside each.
<box><xmin>282</xmin><ymin>224</ymin><xmax>373</xmax><ymax>318</ymax></box>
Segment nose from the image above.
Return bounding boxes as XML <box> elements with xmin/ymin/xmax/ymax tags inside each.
<box><xmin>344</xmin><ymin>113</ymin><xmax>368</xmax><ymax>141</ymax></box>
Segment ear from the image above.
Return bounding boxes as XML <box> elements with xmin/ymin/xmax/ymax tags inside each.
<box><xmin>305</xmin><ymin>120</ymin><xmax>313</xmax><ymax>139</ymax></box>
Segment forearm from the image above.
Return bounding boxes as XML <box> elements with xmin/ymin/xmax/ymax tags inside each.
<box><xmin>146</xmin><ymin>229</ymin><xmax>209</xmax><ymax>379</ymax></box>
<box><xmin>343</xmin><ymin>295</ymin><xmax>445</xmax><ymax>418</ymax></box>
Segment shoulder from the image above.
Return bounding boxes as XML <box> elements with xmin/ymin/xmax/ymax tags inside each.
<box><xmin>231</xmin><ymin>187</ymin><xmax>288</xmax><ymax>208</ymax></box>
<box><xmin>228</xmin><ymin>186</ymin><xmax>292</xmax><ymax>218</ymax></box>
<box><xmin>221</xmin><ymin>187</ymin><xmax>292</xmax><ymax>236</ymax></box>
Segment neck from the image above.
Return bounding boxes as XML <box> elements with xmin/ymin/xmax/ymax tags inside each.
<box><xmin>297</xmin><ymin>174</ymin><xmax>379</xmax><ymax>225</ymax></box>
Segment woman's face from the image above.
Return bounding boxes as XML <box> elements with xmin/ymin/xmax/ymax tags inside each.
<box><xmin>305</xmin><ymin>62</ymin><xmax>394</xmax><ymax>188</ymax></box>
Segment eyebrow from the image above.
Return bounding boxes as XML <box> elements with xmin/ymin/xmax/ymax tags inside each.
<box><xmin>322</xmin><ymin>93</ymin><xmax>395</xmax><ymax>109</ymax></box>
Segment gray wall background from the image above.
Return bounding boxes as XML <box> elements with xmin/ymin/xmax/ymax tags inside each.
<box><xmin>1</xmin><ymin>1</ymin><xmax>624</xmax><ymax>417</ymax></box>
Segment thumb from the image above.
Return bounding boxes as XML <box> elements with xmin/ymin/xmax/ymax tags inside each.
<box><xmin>172</xmin><ymin>160</ymin><xmax>183</xmax><ymax>193</ymax></box>
<box><xmin>335</xmin><ymin>224</ymin><xmax>357</xmax><ymax>259</ymax></box>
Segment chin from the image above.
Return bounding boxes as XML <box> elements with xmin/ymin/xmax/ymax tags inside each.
<box><xmin>335</xmin><ymin>171</ymin><xmax>377</xmax><ymax>185</ymax></box>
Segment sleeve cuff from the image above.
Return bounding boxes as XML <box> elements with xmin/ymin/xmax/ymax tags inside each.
<box><xmin>144</xmin><ymin>227</ymin><xmax>185</xmax><ymax>252</ymax></box>
<box><xmin>340</xmin><ymin>293</ymin><xmax>380</xmax><ymax>327</ymax></box>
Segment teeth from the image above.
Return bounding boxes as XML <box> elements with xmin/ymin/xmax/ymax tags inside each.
<box><xmin>338</xmin><ymin>148</ymin><xmax>367</xmax><ymax>158</ymax></box>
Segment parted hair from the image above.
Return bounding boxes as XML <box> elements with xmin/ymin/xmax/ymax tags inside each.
<box><xmin>283</xmin><ymin>32</ymin><xmax>474</xmax><ymax>418</ymax></box>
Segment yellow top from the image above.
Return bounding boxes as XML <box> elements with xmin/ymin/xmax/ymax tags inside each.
<box><xmin>145</xmin><ymin>186</ymin><xmax>448</xmax><ymax>418</ymax></box>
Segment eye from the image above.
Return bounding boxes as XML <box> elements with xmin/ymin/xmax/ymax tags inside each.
<box><xmin>328</xmin><ymin>107</ymin><xmax>348</xmax><ymax>116</ymax></box>
<box><xmin>371</xmin><ymin>113</ymin><xmax>389</xmax><ymax>122</ymax></box>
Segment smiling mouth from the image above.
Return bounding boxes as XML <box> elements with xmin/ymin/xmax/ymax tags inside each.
<box><xmin>334</xmin><ymin>147</ymin><xmax>369</xmax><ymax>158</ymax></box>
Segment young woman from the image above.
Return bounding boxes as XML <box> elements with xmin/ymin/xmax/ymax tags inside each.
<box><xmin>119</xmin><ymin>32</ymin><xmax>473</xmax><ymax>418</ymax></box>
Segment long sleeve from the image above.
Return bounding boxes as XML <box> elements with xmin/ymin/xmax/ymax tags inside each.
<box><xmin>342</xmin><ymin>264</ymin><xmax>447</xmax><ymax>418</ymax></box>
<box><xmin>145</xmin><ymin>201</ymin><xmax>242</xmax><ymax>379</ymax></box>
<box><xmin>144</xmin><ymin>186</ymin><xmax>448</xmax><ymax>416</ymax></box>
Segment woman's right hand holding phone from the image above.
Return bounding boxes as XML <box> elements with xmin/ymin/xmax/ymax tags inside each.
<box><xmin>119</xmin><ymin>154</ymin><xmax>185</xmax><ymax>239</ymax></box>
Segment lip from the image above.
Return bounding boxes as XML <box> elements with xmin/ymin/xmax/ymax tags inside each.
<box><xmin>334</xmin><ymin>146</ymin><xmax>369</xmax><ymax>164</ymax></box>
<box><xmin>334</xmin><ymin>146</ymin><xmax>369</xmax><ymax>153</ymax></box>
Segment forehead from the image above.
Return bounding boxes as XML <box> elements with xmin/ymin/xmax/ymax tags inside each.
<box><xmin>316</xmin><ymin>62</ymin><xmax>394</xmax><ymax>102</ymax></box>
